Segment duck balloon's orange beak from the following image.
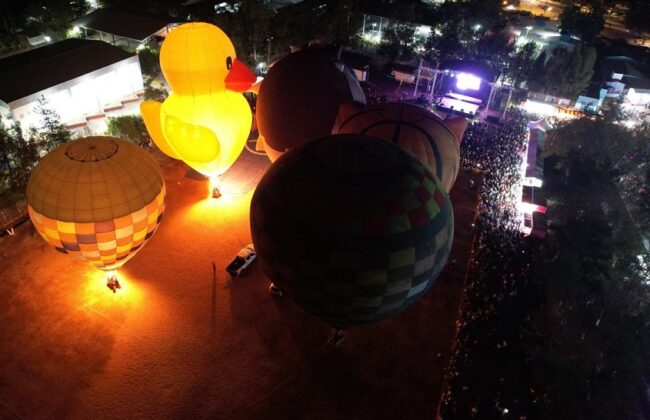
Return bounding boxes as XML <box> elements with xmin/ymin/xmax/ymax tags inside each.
<box><xmin>225</xmin><ymin>59</ymin><xmax>256</xmax><ymax>92</ymax></box>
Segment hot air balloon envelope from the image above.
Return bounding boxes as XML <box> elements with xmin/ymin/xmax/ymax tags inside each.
<box><xmin>141</xmin><ymin>22</ymin><xmax>254</xmax><ymax>179</ymax></box>
<box><xmin>250</xmin><ymin>134</ymin><xmax>454</xmax><ymax>328</ymax></box>
<box><xmin>256</xmin><ymin>48</ymin><xmax>365</xmax><ymax>161</ymax></box>
<box><xmin>27</xmin><ymin>137</ymin><xmax>165</xmax><ymax>271</ymax></box>
<box><xmin>334</xmin><ymin>102</ymin><xmax>463</xmax><ymax>192</ymax></box>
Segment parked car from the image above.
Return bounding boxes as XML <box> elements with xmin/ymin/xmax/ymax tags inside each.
<box><xmin>226</xmin><ymin>244</ymin><xmax>256</xmax><ymax>276</ymax></box>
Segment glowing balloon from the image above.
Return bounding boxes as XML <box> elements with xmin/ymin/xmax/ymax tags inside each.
<box><xmin>250</xmin><ymin>134</ymin><xmax>454</xmax><ymax>328</ymax></box>
<box><xmin>255</xmin><ymin>48</ymin><xmax>366</xmax><ymax>161</ymax></box>
<box><xmin>334</xmin><ymin>102</ymin><xmax>466</xmax><ymax>192</ymax></box>
<box><xmin>141</xmin><ymin>22</ymin><xmax>256</xmax><ymax>178</ymax></box>
<box><xmin>26</xmin><ymin>137</ymin><xmax>165</xmax><ymax>272</ymax></box>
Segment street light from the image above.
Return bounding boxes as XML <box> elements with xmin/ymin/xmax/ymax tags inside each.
<box><xmin>266</xmin><ymin>36</ymin><xmax>273</xmax><ymax>66</ymax></box>
<box><xmin>524</xmin><ymin>26</ymin><xmax>533</xmax><ymax>38</ymax></box>
<box><xmin>474</xmin><ymin>24</ymin><xmax>482</xmax><ymax>31</ymax></box>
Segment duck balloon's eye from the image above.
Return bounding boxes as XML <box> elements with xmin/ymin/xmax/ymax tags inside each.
<box><xmin>226</xmin><ymin>56</ymin><xmax>233</xmax><ymax>70</ymax></box>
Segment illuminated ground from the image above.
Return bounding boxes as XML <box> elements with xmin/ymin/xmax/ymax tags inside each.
<box><xmin>0</xmin><ymin>149</ymin><xmax>480</xmax><ymax>420</ymax></box>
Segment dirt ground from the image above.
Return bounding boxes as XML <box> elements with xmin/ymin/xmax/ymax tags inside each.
<box><xmin>0</xmin><ymin>148</ymin><xmax>480</xmax><ymax>420</ymax></box>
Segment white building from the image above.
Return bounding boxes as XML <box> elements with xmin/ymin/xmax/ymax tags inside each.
<box><xmin>576</xmin><ymin>55</ymin><xmax>650</xmax><ymax>112</ymax></box>
<box><xmin>0</xmin><ymin>38</ymin><xmax>145</xmax><ymax>133</ymax></box>
<box><xmin>506</xmin><ymin>15</ymin><xmax>561</xmax><ymax>54</ymax></box>
<box><xmin>602</xmin><ymin>56</ymin><xmax>650</xmax><ymax>106</ymax></box>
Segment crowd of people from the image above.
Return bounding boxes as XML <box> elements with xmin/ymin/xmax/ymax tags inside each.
<box><xmin>439</xmin><ymin>109</ymin><xmax>542</xmax><ymax>419</ymax></box>
<box><xmin>616</xmin><ymin>145</ymin><xmax>650</xmax><ymax>236</ymax></box>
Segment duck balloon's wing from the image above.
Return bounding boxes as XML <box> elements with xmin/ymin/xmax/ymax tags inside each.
<box><xmin>163</xmin><ymin>115</ymin><xmax>220</xmax><ymax>163</ymax></box>
<box><xmin>141</xmin><ymin>101</ymin><xmax>180</xmax><ymax>159</ymax></box>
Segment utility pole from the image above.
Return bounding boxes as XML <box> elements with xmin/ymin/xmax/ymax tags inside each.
<box><xmin>377</xmin><ymin>16</ymin><xmax>383</xmax><ymax>41</ymax></box>
<box><xmin>502</xmin><ymin>87</ymin><xmax>513</xmax><ymax>119</ymax></box>
<box><xmin>429</xmin><ymin>65</ymin><xmax>439</xmax><ymax>103</ymax></box>
<box><xmin>486</xmin><ymin>82</ymin><xmax>496</xmax><ymax>112</ymax></box>
<box><xmin>266</xmin><ymin>37</ymin><xmax>273</xmax><ymax>65</ymax></box>
<box><xmin>413</xmin><ymin>58</ymin><xmax>423</xmax><ymax>97</ymax></box>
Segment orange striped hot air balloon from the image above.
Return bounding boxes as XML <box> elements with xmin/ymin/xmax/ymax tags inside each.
<box><xmin>333</xmin><ymin>102</ymin><xmax>467</xmax><ymax>193</ymax></box>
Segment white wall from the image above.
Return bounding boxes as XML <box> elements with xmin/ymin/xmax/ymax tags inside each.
<box><xmin>627</xmin><ymin>88</ymin><xmax>650</xmax><ymax>106</ymax></box>
<box><xmin>8</xmin><ymin>55</ymin><xmax>145</xmax><ymax>133</ymax></box>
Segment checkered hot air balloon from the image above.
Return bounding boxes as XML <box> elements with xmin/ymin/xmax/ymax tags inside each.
<box><xmin>334</xmin><ymin>102</ymin><xmax>467</xmax><ymax>193</ymax></box>
<box><xmin>250</xmin><ymin>134</ymin><xmax>454</xmax><ymax>328</ymax></box>
<box><xmin>26</xmin><ymin>137</ymin><xmax>165</xmax><ymax>277</ymax></box>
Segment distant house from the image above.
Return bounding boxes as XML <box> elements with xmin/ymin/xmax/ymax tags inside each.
<box><xmin>391</xmin><ymin>63</ymin><xmax>418</xmax><ymax>84</ymax></box>
<box><xmin>576</xmin><ymin>55</ymin><xmax>650</xmax><ymax>111</ymax></box>
<box><xmin>600</xmin><ymin>56</ymin><xmax>650</xmax><ymax>106</ymax></box>
<box><xmin>506</xmin><ymin>15</ymin><xmax>561</xmax><ymax>53</ymax></box>
<box><xmin>575</xmin><ymin>83</ymin><xmax>606</xmax><ymax>113</ymax></box>
<box><xmin>340</xmin><ymin>51</ymin><xmax>371</xmax><ymax>82</ymax></box>
<box><xmin>0</xmin><ymin>39</ymin><xmax>145</xmax><ymax>133</ymax></box>
<box><xmin>72</xmin><ymin>8</ymin><xmax>175</xmax><ymax>49</ymax></box>
<box><xmin>541</xmin><ymin>35</ymin><xmax>580</xmax><ymax>62</ymax></box>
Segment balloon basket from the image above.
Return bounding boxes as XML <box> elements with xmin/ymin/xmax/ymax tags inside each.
<box><xmin>211</xmin><ymin>185</ymin><xmax>222</xmax><ymax>199</ymax></box>
<box><xmin>210</xmin><ymin>176</ymin><xmax>222</xmax><ymax>199</ymax></box>
<box><xmin>106</xmin><ymin>271</ymin><xmax>121</xmax><ymax>293</ymax></box>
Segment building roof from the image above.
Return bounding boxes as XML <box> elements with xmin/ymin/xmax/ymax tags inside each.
<box><xmin>0</xmin><ymin>39</ymin><xmax>134</xmax><ymax>104</ymax></box>
<box><xmin>391</xmin><ymin>63</ymin><xmax>418</xmax><ymax>74</ymax></box>
<box><xmin>72</xmin><ymin>8</ymin><xmax>172</xmax><ymax>42</ymax></box>
<box><xmin>623</xmin><ymin>76</ymin><xmax>650</xmax><ymax>91</ymax></box>
<box><xmin>526</xmin><ymin>126</ymin><xmax>545</xmax><ymax>180</ymax></box>
<box><xmin>522</xmin><ymin>185</ymin><xmax>545</xmax><ymax>207</ymax></box>
<box><xmin>340</xmin><ymin>51</ymin><xmax>371</xmax><ymax>71</ymax></box>
<box><xmin>601</xmin><ymin>56</ymin><xmax>646</xmax><ymax>79</ymax></box>
<box><xmin>359</xmin><ymin>0</ymin><xmax>437</xmax><ymax>26</ymax></box>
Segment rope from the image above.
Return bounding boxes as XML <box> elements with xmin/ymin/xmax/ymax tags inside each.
<box><xmin>245</xmin><ymin>139</ymin><xmax>268</xmax><ymax>156</ymax></box>
<box><xmin>249</xmin><ymin>337</ymin><xmax>333</xmax><ymax>407</ymax></box>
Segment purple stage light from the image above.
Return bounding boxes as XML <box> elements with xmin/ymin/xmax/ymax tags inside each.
<box><xmin>456</xmin><ymin>73</ymin><xmax>481</xmax><ymax>91</ymax></box>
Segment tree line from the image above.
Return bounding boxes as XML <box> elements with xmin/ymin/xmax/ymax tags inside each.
<box><xmin>0</xmin><ymin>96</ymin><xmax>151</xmax><ymax>198</ymax></box>
<box><xmin>524</xmin><ymin>114</ymin><xmax>650</xmax><ymax>418</ymax></box>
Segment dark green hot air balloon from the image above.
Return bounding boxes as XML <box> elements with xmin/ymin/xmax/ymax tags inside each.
<box><xmin>250</xmin><ymin>134</ymin><xmax>454</xmax><ymax>328</ymax></box>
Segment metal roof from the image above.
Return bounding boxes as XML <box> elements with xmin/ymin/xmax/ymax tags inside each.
<box><xmin>72</xmin><ymin>8</ymin><xmax>172</xmax><ymax>42</ymax></box>
<box><xmin>0</xmin><ymin>39</ymin><xmax>134</xmax><ymax>104</ymax></box>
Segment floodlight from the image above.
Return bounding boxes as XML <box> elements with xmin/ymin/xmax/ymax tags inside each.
<box><xmin>456</xmin><ymin>73</ymin><xmax>481</xmax><ymax>90</ymax></box>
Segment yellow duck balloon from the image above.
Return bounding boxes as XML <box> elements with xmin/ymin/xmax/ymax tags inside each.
<box><xmin>141</xmin><ymin>23</ymin><xmax>256</xmax><ymax>195</ymax></box>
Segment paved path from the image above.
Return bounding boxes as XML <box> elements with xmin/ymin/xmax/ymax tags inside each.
<box><xmin>0</xmin><ymin>151</ymin><xmax>480</xmax><ymax>420</ymax></box>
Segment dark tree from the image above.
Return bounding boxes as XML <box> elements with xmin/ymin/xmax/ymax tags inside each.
<box><xmin>137</xmin><ymin>47</ymin><xmax>162</xmax><ymax>82</ymax></box>
<box><xmin>144</xmin><ymin>85</ymin><xmax>168</xmax><ymax>102</ymax></box>
<box><xmin>425</xmin><ymin>26</ymin><xmax>470</xmax><ymax>65</ymax></box>
<box><xmin>626</xmin><ymin>0</ymin><xmax>650</xmax><ymax>34</ymax></box>
<box><xmin>559</xmin><ymin>3</ymin><xmax>605</xmax><ymax>44</ymax></box>
<box><xmin>34</xmin><ymin>96</ymin><xmax>71</xmax><ymax>152</ymax></box>
<box><xmin>99</xmin><ymin>0</ymin><xmax>185</xmax><ymax>16</ymax></box>
<box><xmin>544</xmin><ymin>116</ymin><xmax>640</xmax><ymax>179</ymax></box>
<box><xmin>526</xmin><ymin>114</ymin><xmax>650</xmax><ymax>420</ymax></box>
<box><xmin>473</xmin><ymin>31</ymin><xmax>515</xmax><ymax>73</ymax></box>
<box><xmin>0</xmin><ymin>118</ymin><xmax>41</xmax><ymax>192</ymax></box>
<box><xmin>25</xmin><ymin>0</ymin><xmax>89</xmax><ymax>40</ymax></box>
<box><xmin>379</xmin><ymin>21</ymin><xmax>416</xmax><ymax>62</ymax></box>
<box><xmin>504</xmin><ymin>41</ymin><xmax>537</xmax><ymax>87</ymax></box>
<box><xmin>528</xmin><ymin>44</ymin><xmax>596</xmax><ymax>98</ymax></box>
<box><xmin>270</xmin><ymin>0</ymin><xmax>362</xmax><ymax>51</ymax></box>
<box><xmin>105</xmin><ymin>115</ymin><xmax>150</xmax><ymax>147</ymax></box>
<box><xmin>638</xmin><ymin>165</ymin><xmax>650</xmax><ymax>231</ymax></box>
<box><xmin>229</xmin><ymin>0</ymin><xmax>274</xmax><ymax>66</ymax></box>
